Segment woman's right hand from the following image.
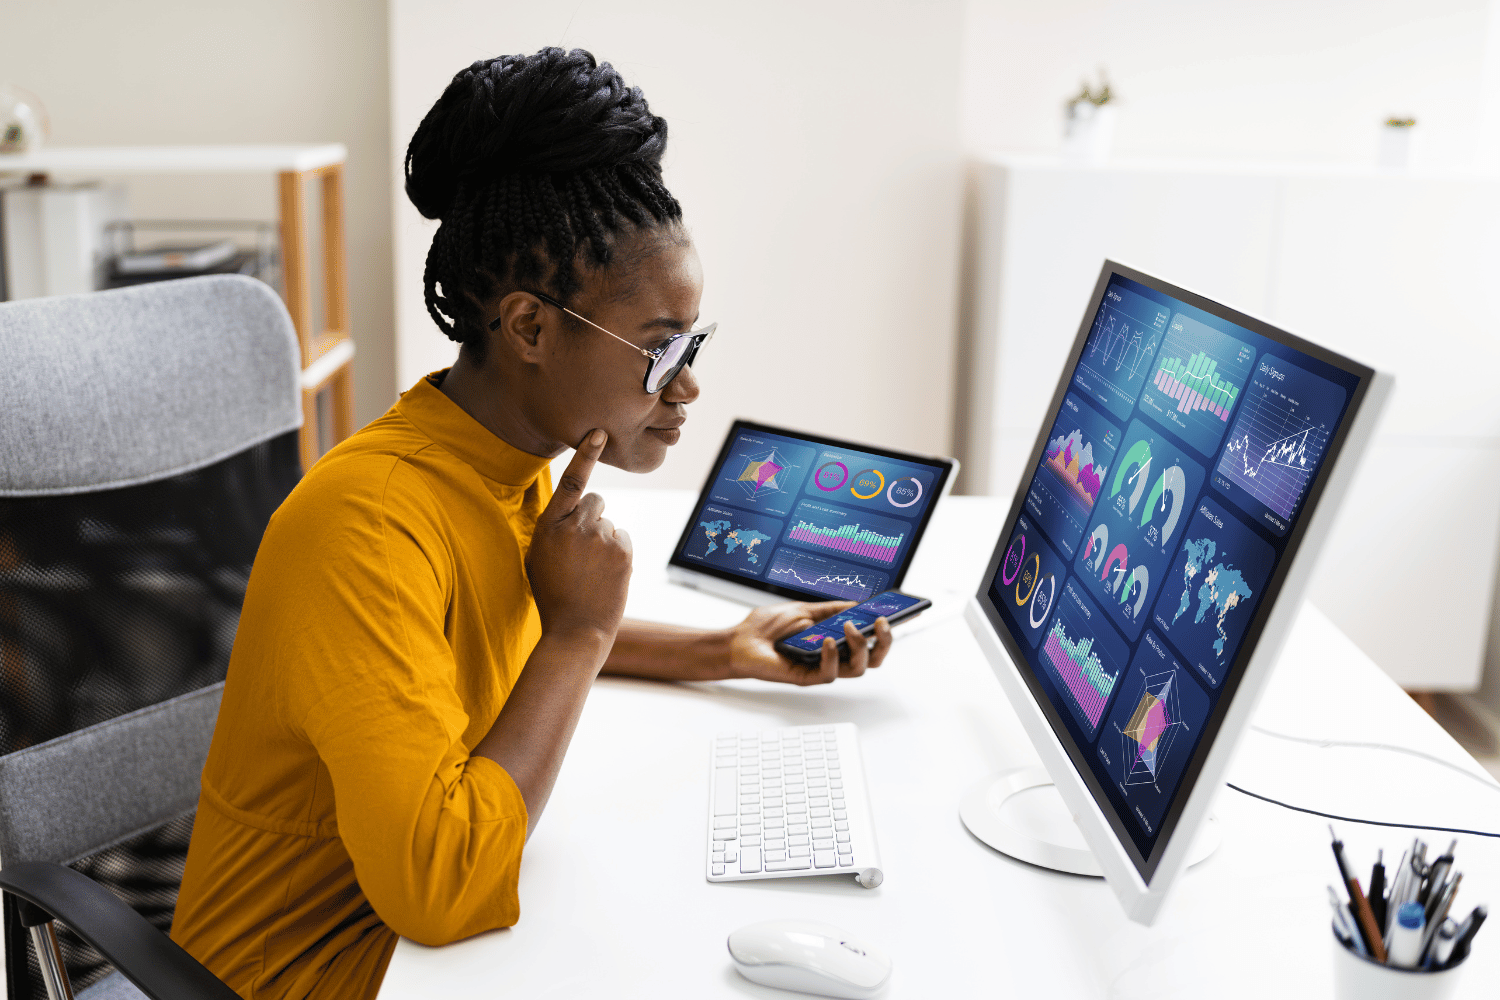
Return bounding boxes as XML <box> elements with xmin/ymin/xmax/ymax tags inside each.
<box><xmin>525</xmin><ymin>429</ymin><xmax>633</xmax><ymax>644</ymax></box>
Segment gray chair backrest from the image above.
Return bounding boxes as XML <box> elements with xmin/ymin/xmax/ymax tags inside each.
<box><xmin>0</xmin><ymin>684</ymin><xmax>223</xmax><ymax>866</ymax></box>
<box><xmin>0</xmin><ymin>273</ymin><xmax>302</xmax><ymax>496</ymax></box>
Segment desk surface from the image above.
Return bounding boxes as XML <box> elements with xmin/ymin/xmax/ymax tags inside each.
<box><xmin>378</xmin><ymin>491</ymin><xmax>1500</xmax><ymax>999</ymax></box>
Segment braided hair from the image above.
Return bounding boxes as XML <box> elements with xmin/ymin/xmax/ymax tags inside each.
<box><xmin>405</xmin><ymin>48</ymin><xmax>683</xmax><ymax>358</ymax></box>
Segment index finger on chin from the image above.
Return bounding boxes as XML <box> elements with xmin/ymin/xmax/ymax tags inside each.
<box><xmin>544</xmin><ymin>429</ymin><xmax>607</xmax><ymax>519</ymax></box>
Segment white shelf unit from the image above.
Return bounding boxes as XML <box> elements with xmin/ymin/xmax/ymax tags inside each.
<box><xmin>0</xmin><ymin>144</ymin><xmax>356</xmax><ymax>469</ymax></box>
<box><xmin>959</xmin><ymin>153</ymin><xmax>1500</xmax><ymax>691</ymax></box>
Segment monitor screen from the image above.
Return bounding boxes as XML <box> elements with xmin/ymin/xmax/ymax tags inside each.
<box><xmin>975</xmin><ymin>264</ymin><xmax>1372</xmax><ymax>882</ymax></box>
<box><xmin>669</xmin><ymin>421</ymin><xmax>954</xmax><ymax>603</ymax></box>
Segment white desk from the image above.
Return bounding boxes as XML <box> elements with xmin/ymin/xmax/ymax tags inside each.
<box><xmin>377</xmin><ymin>490</ymin><xmax>1500</xmax><ymax>999</ymax></box>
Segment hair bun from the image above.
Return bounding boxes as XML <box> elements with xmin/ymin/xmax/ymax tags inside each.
<box><xmin>405</xmin><ymin>47</ymin><xmax>669</xmax><ymax>220</ymax></box>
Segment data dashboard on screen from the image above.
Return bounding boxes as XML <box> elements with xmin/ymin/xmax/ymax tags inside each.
<box><xmin>669</xmin><ymin>421</ymin><xmax>954</xmax><ymax>603</ymax></box>
<box><xmin>984</xmin><ymin>268</ymin><xmax>1368</xmax><ymax>878</ymax></box>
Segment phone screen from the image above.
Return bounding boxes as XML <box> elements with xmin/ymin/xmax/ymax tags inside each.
<box><xmin>778</xmin><ymin>591</ymin><xmax>927</xmax><ymax>653</ymax></box>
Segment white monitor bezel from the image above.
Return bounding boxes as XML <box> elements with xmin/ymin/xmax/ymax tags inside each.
<box><xmin>965</xmin><ymin>260</ymin><xmax>1390</xmax><ymax>924</ymax></box>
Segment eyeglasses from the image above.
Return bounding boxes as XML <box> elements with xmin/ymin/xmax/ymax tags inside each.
<box><xmin>491</xmin><ymin>291</ymin><xmax>717</xmax><ymax>395</ymax></box>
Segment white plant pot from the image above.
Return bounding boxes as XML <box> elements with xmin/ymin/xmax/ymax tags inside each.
<box><xmin>1062</xmin><ymin>104</ymin><xmax>1117</xmax><ymax>164</ymax></box>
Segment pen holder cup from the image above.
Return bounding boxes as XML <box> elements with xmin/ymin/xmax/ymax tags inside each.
<box><xmin>1333</xmin><ymin>934</ymin><xmax>1466</xmax><ymax>1000</ymax></box>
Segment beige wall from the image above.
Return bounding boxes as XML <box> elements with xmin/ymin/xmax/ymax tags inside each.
<box><xmin>389</xmin><ymin>0</ymin><xmax>965</xmax><ymax>494</ymax></box>
<box><xmin>0</xmin><ymin>0</ymin><xmax>396</xmax><ymax>426</ymax></box>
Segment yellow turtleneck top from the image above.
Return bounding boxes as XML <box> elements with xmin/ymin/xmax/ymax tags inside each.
<box><xmin>172</xmin><ymin>373</ymin><xmax>552</xmax><ymax>1000</ymax></box>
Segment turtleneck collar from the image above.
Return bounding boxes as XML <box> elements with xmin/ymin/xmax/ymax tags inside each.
<box><xmin>395</xmin><ymin>371</ymin><xmax>553</xmax><ymax>489</ymax></box>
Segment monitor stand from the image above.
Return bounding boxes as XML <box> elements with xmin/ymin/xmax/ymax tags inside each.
<box><xmin>959</xmin><ymin>767</ymin><xmax>1220</xmax><ymax>876</ymax></box>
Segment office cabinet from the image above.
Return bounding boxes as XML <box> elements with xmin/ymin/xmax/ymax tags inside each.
<box><xmin>960</xmin><ymin>154</ymin><xmax>1500</xmax><ymax>689</ymax></box>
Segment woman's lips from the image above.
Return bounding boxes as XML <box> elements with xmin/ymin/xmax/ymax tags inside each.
<box><xmin>647</xmin><ymin>425</ymin><xmax>682</xmax><ymax>445</ymax></box>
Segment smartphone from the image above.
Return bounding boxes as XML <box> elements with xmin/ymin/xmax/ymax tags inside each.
<box><xmin>774</xmin><ymin>590</ymin><xmax>932</xmax><ymax>666</ymax></box>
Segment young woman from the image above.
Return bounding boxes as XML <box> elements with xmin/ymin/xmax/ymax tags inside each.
<box><xmin>171</xmin><ymin>48</ymin><xmax>893</xmax><ymax>1000</ymax></box>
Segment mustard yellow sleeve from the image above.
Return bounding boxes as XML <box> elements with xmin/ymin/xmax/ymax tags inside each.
<box><xmin>277</xmin><ymin>458</ymin><xmax>528</xmax><ymax>945</ymax></box>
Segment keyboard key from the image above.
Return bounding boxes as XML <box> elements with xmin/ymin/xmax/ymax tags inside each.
<box><xmin>813</xmin><ymin>839</ymin><xmax>834</xmax><ymax>851</ymax></box>
<box><xmin>810</xmin><ymin>808</ymin><xmax>830</xmax><ymax>818</ymax></box>
<box><xmin>767</xmin><ymin>858</ymin><xmax>813</xmax><ymax>872</ymax></box>
<box><xmin>764</xmin><ymin>818</ymin><xmax>785</xmax><ymax>830</ymax></box>
<box><xmin>765</xmin><ymin>850</ymin><xmax>788</xmax><ymax>862</ymax></box>
<box><xmin>712</xmin><ymin>864</ymin><xmax>726</xmax><ymax>876</ymax></box>
<box><xmin>838</xmin><ymin>843</ymin><xmax>852</xmax><ymax>855</ymax></box>
<box><xmin>788</xmin><ymin>835</ymin><xmax>810</xmax><ymax>847</ymax></box>
<box><xmin>788</xmin><ymin>825</ymin><xmax>809</xmax><ymax>837</ymax></box>
<box><xmin>742</xmin><ymin>836</ymin><xmax>762</xmax><ymax>846</ymax></box>
<box><xmin>839</xmin><ymin>857</ymin><xmax>853</xmax><ymax>867</ymax></box>
<box><xmin>713</xmin><ymin>852</ymin><xmax>726</xmax><ymax>863</ymax></box>
<box><xmin>836</xmin><ymin>832</ymin><xmax>850</xmax><ymax>843</ymax></box>
<box><xmin>717</xmin><ymin>827</ymin><xmax>737</xmax><ymax>839</ymax></box>
<box><xmin>763</xmin><ymin>808</ymin><xmax>785</xmax><ymax>818</ymax></box>
<box><xmin>787</xmin><ymin>803</ymin><xmax>808</xmax><ymax>815</ymax></box>
<box><xmin>811</xmin><ymin>817</ymin><xmax>832</xmax><ymax>829</ymax></box>
<box><xmin>714</xmin><ymin>841</ymin><xmax>726</xmax><ymax>851</ymax></box>
<box><xmin>714</xmin><ymin>816</ymin><xmax>736</xmax><ymax>829</ymax></box>
<box><xmin>725</xmin><ymin>851</ymin><xmax>737</xmax><ymax>863</ymax></box>
<box><xmin>835</xmin><ymin>821</ymin><xmax>849</xmax><ymax>832</ymax></box>
<box><xmin>833</xmin><ymin>810</ymin><xmax>847</xmax><ymax>820</ymax></box>
<box><xmin>814</xmin><ymin>851</ymin><xmax>837</xmax><ymax>868</ymax></box>
<box><xmin>740</xmin><ymin>848</ymin><xmax>762</xmax><ymax>874</ymax></box>
<box><xmin>714</xmin><ymin>770</ymin><xmax>738</xmax><ymax>815</ymax></box>
<box><xmin>790</xmin><ymin>845</ymin><xmax>811</xmax><ymax>857</ymax></box>
<box><xmin>830</xmin><ymin>780</ymin><xmax>844</xmax><ymax>790</ymax></box>
<box><xmin>765</xmin><ymin>838</ymin><xmax>787</xmax><ymax>851</ymax></box>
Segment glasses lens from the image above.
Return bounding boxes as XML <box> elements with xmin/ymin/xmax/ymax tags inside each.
<box><xmin>647</xmin><ymin>335</ymin><xmax>693</xmax><ymax>393</ymax></box>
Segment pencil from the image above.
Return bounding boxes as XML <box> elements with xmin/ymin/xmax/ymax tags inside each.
<box><xmin>1350</xmin><ymin>877</ymin><xmax>1389</xmax><ymax>963</ymax></box>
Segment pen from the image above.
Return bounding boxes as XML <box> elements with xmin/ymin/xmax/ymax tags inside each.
<box><xmin>1422</xmin><ymin>839</ymin><xmax>1456</xmax><ymax>910</ymax></box>
<box><xmin>1446</xmin><ymin>904</ymin><xmax>1487</xmax><ymax>968</ymax></box>
<box><xmin>1420</xmin><ymin>874</ymin><xmax>1460</xmax><ymax>963</ymax></box>
<box><xmin>1331</xmin><ymin>828</ymin><xmax>1386</xmax><ymax>960</ymax></box>
<box><xmin>1369</xmin><ymin>848</ymin><xmax>1387</xmax><ymax>931</ymax></box>
<box><xmin>1329</xmin><ymin>885</ymin><xmax>1364</xmax><ymax>955</ymax></box>
<box><xmin>1430</xmin><ymin>918</ymin><xmax>1459</xmax><ymax>968</ymax></box>
<box><xmin>1384</xmin><ymin>849</ymin><xmax>1410</xmax><ymax>935</ymax></box>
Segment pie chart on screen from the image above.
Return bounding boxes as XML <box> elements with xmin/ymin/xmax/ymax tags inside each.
<box><xmin>886</xmin><ymin>476</ymin><xmax>922</xmax><ymax>508</ymax></box>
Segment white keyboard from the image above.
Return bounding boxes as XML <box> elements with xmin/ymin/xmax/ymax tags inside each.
<box><xmin>706</xmin><ymin>723</ymin><xmax>884</xmax><ymax>888</ymax></box>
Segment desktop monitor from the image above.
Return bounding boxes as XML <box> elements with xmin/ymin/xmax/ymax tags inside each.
<box><xmin>964</xmin><ymin>260</ymin><xmax>1390</xmax><ymax>924</ymax></box>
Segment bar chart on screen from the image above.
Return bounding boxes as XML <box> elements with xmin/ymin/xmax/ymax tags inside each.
<box><xmin>1136</xmin><ymin>313</ymin><xmax>1255</xmax><ymax>458</ymax></box>
<box><xmin>783</xmin><ymin>500</ymin><xmax>910</xmax><ymax>567</ymax></box>
<box><xmin>1040</xmin><ymin>579</ymin><xmax>1128</xmax><ymax>738</ymax></box>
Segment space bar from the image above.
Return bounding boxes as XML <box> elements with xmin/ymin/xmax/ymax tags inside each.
<box><xmin>766</xmin><ymin>858</ymin><xmax>813</xmax><ymax>871</ymax></box>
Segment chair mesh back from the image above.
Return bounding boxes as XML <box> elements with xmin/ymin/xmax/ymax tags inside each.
<box><xmin>1</xmin><ymin>432</ymin><xmax>301</xmax><ymax>1000</ymax></box>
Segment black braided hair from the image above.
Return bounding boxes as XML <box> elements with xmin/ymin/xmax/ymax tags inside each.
<box><xmin>405</xmin><ymin>48</ymin><xmax>683</xmax><ymax>358</ymax></box>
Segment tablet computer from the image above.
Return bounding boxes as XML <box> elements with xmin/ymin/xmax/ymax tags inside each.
<box><xmin>667</xmin><ymin>420</ymin><xmax>958</xmax><ymax>605</ymax></box>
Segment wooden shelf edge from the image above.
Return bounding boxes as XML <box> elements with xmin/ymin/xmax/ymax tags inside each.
<box><xmin>300</xmin><ymin>337</ymin><xmax>355</xmax><ymax>391</ymax></box>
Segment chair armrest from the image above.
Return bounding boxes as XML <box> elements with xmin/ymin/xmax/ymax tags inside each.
<box><xmin>0</xmin><ymin>861</ymin><xmax>239</xmax><ymax>1000</ymax></box>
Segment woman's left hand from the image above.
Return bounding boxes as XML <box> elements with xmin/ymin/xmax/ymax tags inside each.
<box><xmin>726</xmin><ymin>601</ymin><xmax>895</xmax><ymax>686</ymax></box>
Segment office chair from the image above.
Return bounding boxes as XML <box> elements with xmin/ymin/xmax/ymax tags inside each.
<box><xmin>0</xmin><ymin>275</ymin><xmax>304</xmax><ymax>1000</ymax></box>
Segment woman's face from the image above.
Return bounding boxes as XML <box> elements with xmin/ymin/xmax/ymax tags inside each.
<box><xmin>520</xmin><ymin>230</ymin><xmax>705</xmax><ymax>473</ymax></box>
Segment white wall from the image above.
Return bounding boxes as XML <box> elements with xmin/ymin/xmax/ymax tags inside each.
<box><xmin>389</xmin><ymin>0</ymin><xmax>965</xmax><ymax>493</ymax></box>
<box><xmin>961</xmin><ymin>0</ymin><xmax>1495</xmax><ymax>168</ymax></box>
<box><xmin>0</xmin><ymin>0</ymin><xmax>397</xmax><ymax>425</ymax></box>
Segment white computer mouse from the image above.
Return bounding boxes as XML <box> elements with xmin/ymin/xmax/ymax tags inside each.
<box><xmin>727</xmin><ymin>919</ymin><xmax>892</xmax><ymax>998</ymax></box>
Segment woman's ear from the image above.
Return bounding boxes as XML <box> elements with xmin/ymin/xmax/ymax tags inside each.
<box><xmin>487</xmin><ymin>291</ymin><xmax>550</xmax><ymax>366</ymax></box>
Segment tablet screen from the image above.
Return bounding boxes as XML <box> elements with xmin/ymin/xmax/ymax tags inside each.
<box><xmin>670</xmin><ymin>422</ymin><xmax>954</xmax><ymax>602</ymax></box>
<box><xmin>980</xmin><ymin>268</ymin><xmax>1369</xmax><ymax>880</ymax></box>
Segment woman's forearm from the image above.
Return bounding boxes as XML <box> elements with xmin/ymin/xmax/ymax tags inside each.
<box><xmin>471</xmin><ymin>628</ymin><xmax>612</xmax><ymax>836</ymax></box>
<box><xmin>601</xmin><ymin>619</ymin><xmax>734</xmax><ymax>681</ymax></box>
